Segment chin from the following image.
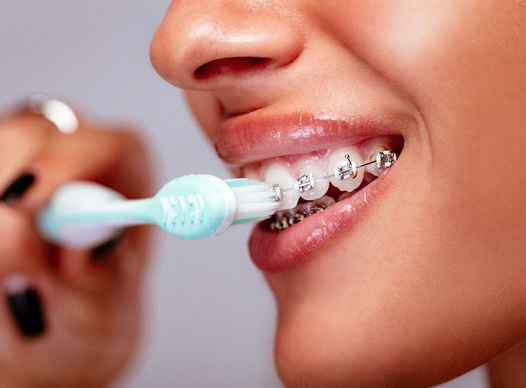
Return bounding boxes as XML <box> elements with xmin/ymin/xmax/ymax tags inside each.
<box><xmin>273</xmin><ymin>314</ymin><xmax>403</xmax><ymax>387</ymax></box>
<box><xmin>272</xmin><ymin>306</ymin><xmax>477</xmax><ymax>388</ymax></box>
<box><xmin>264</xmin><ymin>227</ymin><xmax>502</xmax><ymax>388</ymax></box>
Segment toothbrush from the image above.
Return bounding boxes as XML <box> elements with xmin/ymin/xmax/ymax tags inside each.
<box><xmin>38</xmin><ymin>175</ymin><xmax>282</xmax><ymax>249</ymax></box>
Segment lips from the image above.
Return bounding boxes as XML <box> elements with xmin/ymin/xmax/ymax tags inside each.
<box><xmin>215</xmin><ymin>113</ymin><xmax>406</xmax><ymax>272</ymax></box>
<box><xmin>216</xmin><ymin>113</ymin><xmax>406</xmax><ymax>164</ymax></box>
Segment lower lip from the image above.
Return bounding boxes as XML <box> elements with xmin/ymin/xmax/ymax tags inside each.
<box><xmin>248</xmin><ymin>168</ymin><xmax>395</xmax><ymax>272</ymax></box>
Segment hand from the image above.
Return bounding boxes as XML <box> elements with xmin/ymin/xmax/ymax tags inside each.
<box><xmin>0</xmin><ymin>103</ymin><xmax>152</xmax><ymax>387</ymax></box>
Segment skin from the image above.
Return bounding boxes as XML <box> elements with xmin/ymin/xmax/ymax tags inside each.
<box><xmin>0</xmin><ymin>109</ymin><xmax>152</xmax><ymax>386</ymax></box>
<box><xmin>151</xmin><ymin>1</ymin><xmax>526</xmax><ymax>387</ymax></box>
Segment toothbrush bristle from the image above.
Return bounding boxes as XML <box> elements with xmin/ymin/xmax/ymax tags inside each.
<box><xmin>231</xmin><ymin>183</ymin><xmax>281</xmax><ymax>221</ymax></box>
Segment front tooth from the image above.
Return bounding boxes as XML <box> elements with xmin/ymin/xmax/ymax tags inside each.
<box><xmin>297</xmin><ymin>161</ymin><xmax>330</xmax><ymax>201</ymax></box>
<box><xmin>328</xmin><ymin>147</ymin><xmax>364</xmax><ymax>192</ymax></box>
<box><xmin>264</xmin><ymin>160</ymin><xmax>300</xmax><ymax>210</ymax></box>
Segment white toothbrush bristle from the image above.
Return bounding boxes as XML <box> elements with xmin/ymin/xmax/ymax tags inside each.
<box><xmin>232</xmin><ymin>184</ymin><xmax>281</xmax><ymax>221</ymax></box>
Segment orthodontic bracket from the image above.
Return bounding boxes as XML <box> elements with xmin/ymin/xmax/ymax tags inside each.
<box><xmin>280</xmin><ymin>149</ymin><xmax>397</xmax><ymax>195</ymax></box>
<box><xmin>271</xmin><ymin>184</ymin><xmax>283</xmax><ymax>202</ymax></box>
<box><xmin>335</xmin><ymin>154</ymin><xmax>357</xmax><ymax>181</ymax></box>
<box><xmin>376</xmin><ymin>150</ymin><xmax>397</xmax><ymax>169</ymax></box>
<box><xmin>296</xmin><ymin>173</ymin><xmax>315</xmax><ymax>193</ymax></box>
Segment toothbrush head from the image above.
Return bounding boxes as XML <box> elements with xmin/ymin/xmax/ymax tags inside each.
<box><xmin>154</xmin><ymin>175</ymin><xmax>281</xmax><ymax>239</ymax></box>
<box><xmin>153</xmin><ymin>175</ymin><xmax>237</xmax><ymax>239</ymax></box>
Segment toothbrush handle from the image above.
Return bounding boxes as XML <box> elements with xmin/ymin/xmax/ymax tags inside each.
<box><xmin>38</xmin><ymin>182</ymin><xmax>153</xmax><ymax>249</ymax></box>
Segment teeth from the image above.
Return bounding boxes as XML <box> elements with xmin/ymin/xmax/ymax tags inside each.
<box><xmin>328</xmin><ymin>147</ymin><xmax>364</xmax><ymax>192</ymax></box>
<box><xmin>297</xmin><ymin>160</ymin><xmax>330</xmax><ymax>201</ymax></box>
<box><xmin>249</xmin><ymin>140</ymin><xmax>398</xmax><ymax>224</ymax></box>
<box><xmin>264</xmin><ymin>160</ymin><xmax>300</xmax><ymax>210</ymax></box>
<box><xmin>260</xmin><ymin>140</ymin><xmax>399</xmax><ymax>232</ymax></box>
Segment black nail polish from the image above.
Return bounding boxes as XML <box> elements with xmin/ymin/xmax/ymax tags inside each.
<box><xmin>91</xmin><ymin>232</ymin><xmax>125</xmax><ymax>261</ymax></box>
<box><xmin>0</xmin><ymin>174</ymin><xmax>36</xmax><ymax>203</ymax></box>
<box><xmin>7</xmin><ymin>286</ymin><xmax>46</xmax><ymax>337</ymax></box>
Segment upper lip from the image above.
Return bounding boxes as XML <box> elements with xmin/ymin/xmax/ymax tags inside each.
<box><xmin>214</xmin><ymin>112</ymin><xmax>408</xmax><ymax>166</ymax></box>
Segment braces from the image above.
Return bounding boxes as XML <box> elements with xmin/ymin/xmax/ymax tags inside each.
<box><xmin>270</xmin><ymin>204</ymin><xmax>328</xmax><ymax>231</ymax></box>
<box><xmin>268</xmin><ymin>149</ymin><xmax>397</xmax><ymax>231</ymax></box>
<box><xmin>276</xmin><ymin>149</ymin><xmax>397</xmax><ymax>199</ymax></box>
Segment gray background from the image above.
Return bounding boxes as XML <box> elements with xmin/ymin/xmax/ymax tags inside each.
<box><xmin>0</xmin><ymin>2</ymin><xmax>486</xmax><ymax>387</ymax></box>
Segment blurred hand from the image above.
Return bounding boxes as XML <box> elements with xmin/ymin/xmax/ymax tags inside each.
<box><xmin>0</xmin><ymin>103</ymin><xmax>152</xmax><ymax>387</ymax></box>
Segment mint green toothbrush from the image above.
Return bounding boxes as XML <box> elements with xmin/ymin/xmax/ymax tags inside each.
<box><xmin>38</xmin><ymin>175</ymin><xmax>282</xmax><ymax>249</ymax></box>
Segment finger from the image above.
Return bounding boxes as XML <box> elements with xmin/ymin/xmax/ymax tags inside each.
<box><xmin>0</xmin><ymin>207</ymin><xmax>52</xmax><ymax>344</ymax></box>
<box><xmin>0</xmin><ymin>271</ymin><xmax>131</xmax><ymax>386</ymax></box>
<box><xmin>18</xmin><ymin>120</ymin><xmax>154</xmax><ymax>211</ymax></box>
<box><xmin>1</xmin><ymin>100</ymin><xmax>153</xmax><ymax>208</ymax></box>
<box><xmin>0</xmin><ymin>116</ymin><xmax>52</xmax><ymax>205</ymax></box>
<box><xmin>0</xmin><ymin>274</ymin><xmax>51</xmax><ymax>386</ymax></box>
<box><xmin>55</xmin><ymin>225</ymin><xmax>151</xmax><ymax>293</ymax></box>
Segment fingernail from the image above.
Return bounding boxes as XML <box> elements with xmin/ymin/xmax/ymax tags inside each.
<box><xmin>5</xmin><ymin>276</ymin><xmax>46</xmax><ymax>337</ymax></box>
<box><xmin>90</xmin><ymin>232</ymin><xmax>126</xmax><ymax>261</ymax></box>
<box><xmin>0</xmin><ymin>174</ymin><xmax>36</xmax><ymax>203</ymax></box>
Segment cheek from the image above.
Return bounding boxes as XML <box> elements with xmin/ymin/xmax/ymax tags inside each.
<box><xmin>339</xmin><ymin>1</ymin><xmax>526</xmax><ymax>128</ymax></box>
<box><xmin>362</xmin><ymin>2</ymin><xmax>526</xmax><ymax>135</ymax></box>
<box><xmin>318</xmin><ymin>2</ymin><xmax>464</xmax><ymax>79</ymax></box>
<box><xmin>365</xmin><ymin>3</ymin><xmax>461</xmax><ymax>74</ymax></box>
<box><xmin>352</xmin><ymin>2</ymin><xmax>526</xmax><ymax>243</ymax></box>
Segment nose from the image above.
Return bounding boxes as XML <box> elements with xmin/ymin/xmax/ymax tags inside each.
<box><xmin>150</xmin><ymin>1</ymin><xmax>304</xmax><ymax>90</ymax></box>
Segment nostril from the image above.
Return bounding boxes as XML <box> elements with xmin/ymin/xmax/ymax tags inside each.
<box><xmin>194</xmin><ymin>57</ymin><xmax>273</xmax><ymax>80</ymax></box>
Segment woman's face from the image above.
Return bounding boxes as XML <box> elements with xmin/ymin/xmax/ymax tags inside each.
<box><xmin>151</xmin><ymin>1</ymin><xmax>526</xmax><ymax>386</ymax></box>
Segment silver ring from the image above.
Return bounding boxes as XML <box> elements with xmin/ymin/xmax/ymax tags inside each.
<box><xmin>28</xmin><ymin>95</ymin><xmax>79</xmax><ymax>134</ymax></box>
